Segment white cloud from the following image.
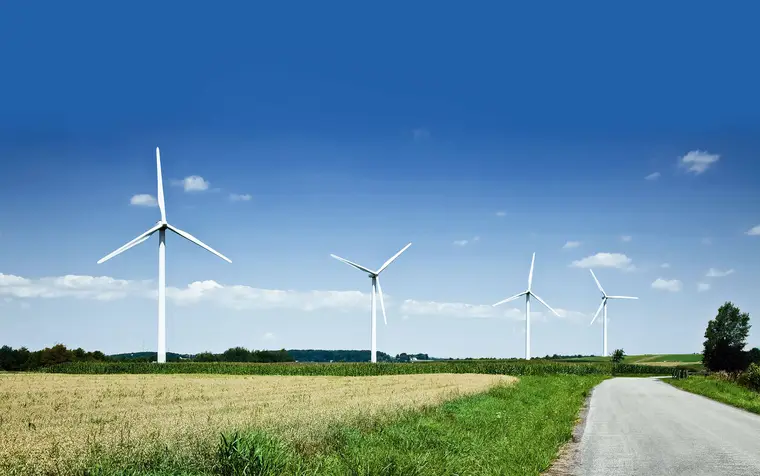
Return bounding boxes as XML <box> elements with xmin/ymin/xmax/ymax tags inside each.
<box><xmin>645</xmin><ymin>172</ymin><xmax>661</xmax><ymax>181</ymax></box>
<box><xmin>173</xmin><ymin>176</ymin><xmax>210</xmax><ymax>192</ymax></box>
<box><xmin>651</xmin><ymin>278</ymin><xmax>682</xmax><ymax>292</ymax></box>
<box><xmin>229</xmin><ymin>193</ymin><xmax>252</xmax><ymax>202</ymax></box>
<box><xmin>562</xmin><ymin>241</ymin><xmax>581</xmax><ymax>249</ymax></box>
<box><xmin>661</xmin><ymin>263</ymin><xmax>671</xmax><ymax>269</ymax></box>
<box><xmin>571</xmin><ymin>253</ymin><xmax>634</xmax><ymax>270</ymax></box>
<box><xmin>697</xmin><ymin>282</ymin><xmax>711</xmax><ymax>292</ymax></box>
<box><xmin>706</xmin><ymin>268</ymin><xmax>735</xmax><ymax>278</ymax></box>
<box><xmin>745</xmin><ymin>225</ymin><xmax>760</xmax><ymax>236</ymax></box>
<box><xmin>495</xmin><ymin>211</ymin><xmax>507</xmax><ymax>217</ymax></box>
<box><xmin>400</xmin><ymin>299</ymin><xmax>522</xmax><ymax>320</ymax></box>
<box><xmin>453</xmin><ymin>236</ymin><xmax>480</xmax><ymax>246</ymax></box>
<box><xmin>130</xmin><ymin>194</ymin><xmax>158</xmax><ymax>207</ymax></box>
<box><xmin>701</xmin><ymin>237</ymin><xmax>712</xmax><ymax>245</ymax></box>
<box><xmin>412</xmin><ymin>128</ymin><xmax>430</xmax><ymax>141</ymax></box>
<box><xmin>0</xmin><ymin>273</ymin><xmax>148</xmax><ymax>301</ymax></box>
<box><xmin>1</xmin><ymin>271</ymin><xmax>594</xmax><ymax>324</ymax></box>
<box><xmin>263</xmin><ymin>332</ymin><xmax>275</xmax><ymax>341</ymax></box>
<box><xmin>620</xmin><ymin>235</ymin><xmax>632</xmax><ymax>242</ymax></box>
<box><xmin>678</xmin><ymin>150</ymin><xmax>720</xmax><ymax>174</ymax></box>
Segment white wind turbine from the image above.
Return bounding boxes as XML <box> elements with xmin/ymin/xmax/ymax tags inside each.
<box><xmin>330</xmin><ymin>243</ymin><xmax>412</xmax><ymax>363</ymax></box>
<box><xmin>588</xmin><ymin>269</ymin><xmax>638</xmax><ymax>357</ymax></box>
<box><xmin>97</xmin><ymin>147</ymin><xmax>231</xmax><ymax>363</ymax></box>
<box><xmin>492</xmin><ymin>252</ymin><xmax>560</xmax><ymax>360</ymax></box>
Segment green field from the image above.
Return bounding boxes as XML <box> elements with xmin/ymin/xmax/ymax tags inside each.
<box><xmin>668</xmin><ymin>376</ymin><xmax>760</xmax><ymax>415</ymax></box>
<box><xmin>561</xmin><ymin>353</ymin><xmax>702</xmax><ymax>365</ymax></box>
<box><xmin>40</xmin><ymin>359</ymin><xmax>666</xmax><ymax>376</ymax></box>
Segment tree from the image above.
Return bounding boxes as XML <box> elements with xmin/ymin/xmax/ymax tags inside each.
<box><xmin>611</xmin><ymin>349</ymin><xmax>625</xmax><ymax>364</ymax></box>
<box><xmin>703</xmin><ymin>301</ymin><xmax>751</xmax><ymax>372</ymax></box>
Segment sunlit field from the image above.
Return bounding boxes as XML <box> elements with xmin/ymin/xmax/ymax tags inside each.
<box><xmin>0</xmin><ymin>372</ymin><xmax>513</xmax><ymax>475</ymax></box>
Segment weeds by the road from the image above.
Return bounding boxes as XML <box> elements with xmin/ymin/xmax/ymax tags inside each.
<box><xmin>669</xmin><ymin>375</ymin><xmax>760</xmax><ymax>415</ymax></box>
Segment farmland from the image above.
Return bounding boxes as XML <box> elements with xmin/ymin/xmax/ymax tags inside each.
<box><xmin>0</xmin><ymin>373</ymin><xmax>511</xmax><ymax>475</ymax></box>
<box><xmin>559</xmin><ymin>353</ymin><xmax>703</xmax><ymax>367</ymax></box>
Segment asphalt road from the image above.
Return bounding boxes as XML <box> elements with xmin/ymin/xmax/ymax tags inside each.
<box><xmin>575</xmin><ymin>377</ymin><xmax>760</xmax><ymax>475</ymax></box>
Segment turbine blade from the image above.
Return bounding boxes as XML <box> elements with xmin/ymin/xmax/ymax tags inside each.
<box><xmin>589</xmin><ymin>300</ymin><xmax>605</xmax><ymax>326</ymax></box>
<box><xmin>166</xmin><ymin>224</ymin><xmax>232</xmax><ymax>263</ymax></box>
<box><xmin>607</xmin><ymin>295</ymin><xmax>638</xmax><ymax>300</ymax></box>
<box><xmin>377</xmin><ymin>242</ymin><xmax>412</xmax><ymax>274</ymax></box>
<box><xmin>590</xmin><ymin>269</ymin><xmax>605</xmax><ymax>295</ymax></box>
<box><xmin>528</xmin><ymin>252</ymin><xmax>536</xmax><ymax>290</ymax></box>
<box><xmin>493</xmin><ymin>291</ymin><xmax>527</xmax><ymax>307</ymax></box>
<box><xmin>97</xmin><ymin>224</ymin><xmax>161</xmax><ymax>264</ymax></box>
<box><xmin>531</xmin><ymin>293</ymin><xmax>560</xmax><ymax>317</ymax></box>
<box><xmin>156</xmin><ymin>147</ymin><xmax>166</xmax><ymax>222</ymax></box>
<box><xmin>376</xmin><ymin>277</ymin><xmax>387</xmax><ymax>325</ymax></box>
<box><xmin>330</xmin><ymin>254</ymin><xmax>376</xmax><ymax>275</ymax></box>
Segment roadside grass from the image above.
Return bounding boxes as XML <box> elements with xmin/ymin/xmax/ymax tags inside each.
<box><xmin>668</xmin><ymin>376</ymin><xmax>760</xmax><ymax>415</ymax></box>
<box><xmin>83</xmin><ymin>375</ymin><xmax>605</xmax><ymax>475</ymax></box>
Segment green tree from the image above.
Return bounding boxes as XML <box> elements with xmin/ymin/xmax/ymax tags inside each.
<box><xmin>703</xmin><ymin>301</ymin><xmax>751</xmax><ymax>372</ymax></box>
<box><xmin>611</xmin><ymin>349</ymin><xmax>625</xmax><ymax>364</ymax></box>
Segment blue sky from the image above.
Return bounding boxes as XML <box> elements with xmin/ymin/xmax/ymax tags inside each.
<box><xmin>1</xmin><ymin>2</ymin><xmax>759</xmax><ymax>358</ymax></box>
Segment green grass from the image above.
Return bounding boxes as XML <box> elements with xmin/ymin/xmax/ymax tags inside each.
<box><xmin>561</xmin><ymin>353</ymin><xmax>702</xmax><ymax>365</ymax></box>
<box><xmin>40</xmin><ymin>359</ymin><xmax>660</xmax><ymax>376</ymax></box>
<box><xmin>668</xmin><ymin>376</ymin><xmax>760</xmax><ymax>415</ymax></box>
<box><xmin>84</xmin><ymin>375</ymin><xmax>606</xmax><ymax>475</ymax></box>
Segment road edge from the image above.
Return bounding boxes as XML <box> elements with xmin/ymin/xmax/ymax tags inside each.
<box><xmin>542</xmin><ymin>378</ymin><xmax>599</xmax><ymax>475</ymax></box>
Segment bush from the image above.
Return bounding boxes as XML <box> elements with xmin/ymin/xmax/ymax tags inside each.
<box><xmin>739</xmin><ymin>363</ymin><xmax>760</xmax><ymax>392</ymax></box>
<box><xmin>611</xmin><ymin>349</ymin><xmax>625</xmax><ymax>364</ymax></box>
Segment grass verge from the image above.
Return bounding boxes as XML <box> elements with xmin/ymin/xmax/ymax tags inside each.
<box><xmin>84</xmin><ymin>375</ymin><xmax>605</xmax><ymax>475</ymax></box>
<box><xmin>668</xmin><ymin>376</ymin><xmax>760</xmax><ymax>415</ymax></box>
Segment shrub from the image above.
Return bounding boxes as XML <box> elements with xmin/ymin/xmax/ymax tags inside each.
<box><xmin>738</xmin><ymin>363</ymin><xmax>760</xmax><ymax>392</ymax></box>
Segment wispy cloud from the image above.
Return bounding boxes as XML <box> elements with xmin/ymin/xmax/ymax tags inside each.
<box><xmin>130</xmin><ymin>194</ymin><xmax>158</xmax><ymax>207</ymax></box>
<box><xmin>745</xmin><ymin>225</ymin><xmax>760</xmax><ymax>236</ymax></box>
<box><xmin>229</xmin><ymin>193</ymin><xmax>252</xmax><ymax>202</ymax></box>
<box><xmin>661</xmin><ymin>263</ymin><xmax>671</xmax><ymax>269</ymax></box>
<box><xmin>679</xmin><ymin>150</ymin><xmax>720</xmax><ymax>174</ymax></box>
<box><xmin>495</xmin><ymin>211</ymin><xmax>507</xmax><ymax>217</ymax></box>
<box><xmin>705</xmin><ymin>268</ymin><xmax>734</xmax><ymax>278</ymax></box>
<box><xmin>453</xmin><ymin>236</ymin><xmax>480</xmax><ymax>247</ymax></box>
<box><xmin>645</xmin><ymin>172</ymin><xmax>661</xmax><ymax>181</ymax></box>
<box><xmin>701</xmin><ymin>237</ymin><xmax>712</xmax><ymax>245</ymax></box>
<box><xmin>172</xmin><ymin>176</ymin><xmax>210</xmax><ymax>192</ymax></box>
<box><xmin>651</xmin><ymin>278</ymin><xmax>683</xmax><ymax>292</ymax></box>
<box><xmin>562</xmin><ymin>241</ymin><xmax>581</xmax><ymax>249</ymax></box>
<box><xmin>620</xmin><ymin>235</ymin><xmax>632</xmax><ymax>243</ymax></box>
<box><xmin>697</xmin><ymin>282</ymin><xmax>711</xmax><ymax>292</ymax></box>
<box><xmin>263</xmin><ymin>332</ymin><xmax>275</xmax><ymax>341</ymax></box>
<box><xmin>571</xmin><ymin>253</ymin><xmax>634</xmax><ymax>270</ymax></box>
<box><xmin>0</xmin><ymin>271</ymin><xmax>581</xmax><ymax>323</ymax></box>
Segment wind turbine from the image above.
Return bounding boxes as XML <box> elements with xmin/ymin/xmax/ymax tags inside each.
<box><xmin>492</xmin><ymin>252</ymin><xmax>560</xmax><ymax>360</ymax></box>
<box><xmin>588</xmin><ymin>269</ymin><xmax>638</xmax><ymax>357</ymax></box>
<box><xmin>330</xmin><ymin>243</ymin><xmax>412</xmax><ymax>363</ymax></box>
<box><xmin>97</xmin><ymin>147</ymin><xmax>231</xmax><ymax>363</ymax></box>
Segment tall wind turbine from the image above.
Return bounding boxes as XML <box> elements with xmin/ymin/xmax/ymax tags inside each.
<box><xmin>588</xmin><ymin>269</ymin><xmax>638</xmax><ymax>357</ymax></box>
<box><xmin>492</xmin><ymin>253</ymin><xmax>560</xmax><ymax>360</ymax></box>
<box><xmin>330</xmin><ymin>243</ymin><xmax>412</xmax><ymax>363</ymax></box>
<box><xmin>97</xmin><ymin>147</ymin><xmax>231</xmax><ymax>363</ymax></box>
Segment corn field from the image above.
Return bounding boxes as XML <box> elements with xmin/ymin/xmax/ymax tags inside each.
<box><xmin>39</xmin><ymin>360</ymin><xmax>662</xmax><ymax>376</ymax></box>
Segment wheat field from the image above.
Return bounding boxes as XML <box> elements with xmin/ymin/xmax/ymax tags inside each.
<box><xmin>0</xmin><ymin>372</ymin><xmax>514</xmax><ymax>475</ymax></box>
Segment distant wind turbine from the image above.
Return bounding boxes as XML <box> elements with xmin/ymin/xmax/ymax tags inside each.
<box><xmin>330</xmin><ymin>243</ymin><xmax>412</xmax><ymax>363</ymax></box>
<box><xmin>588</xmin><ymin>269</ymin><xmax>638</xmax><ymax>357</ymax></box>
<box><xmin>492</xmin><ymin>252</ymin><xmax>560</xmax><ymax>360</ymax></box>
<box><xmin>97</xmin><ymin>147</ymin><xmax>231</xmax><ymax>363</ymax></box>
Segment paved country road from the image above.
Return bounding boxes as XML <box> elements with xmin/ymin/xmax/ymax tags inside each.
<box><xmin>574</xmin><ymin>377</ymin><xmax>760</xmax><ymax>476</ymax></box>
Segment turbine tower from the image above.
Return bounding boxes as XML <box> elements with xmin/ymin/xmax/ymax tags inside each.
<box><xmin>588</xmin><ymin>269</ymin><xmax>638</xmax><ymax>357</ymax></box>
<box><xmin>330</xmin><ymin>243</ymin><xmax>412</xmax><ymax>363</ymax></box>
<box><xmin>492</xmin><ymin>252</ymin><xmax>560</xmax><ymax>360</ymax></box>
<box><xmin>97</xmin><ymin>147</ymin><xmax>231</xmax><ymax>363</ymax></box>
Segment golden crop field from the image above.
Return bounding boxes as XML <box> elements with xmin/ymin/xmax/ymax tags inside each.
<box><xmin>0</xmin><ymin>372</ymin><xmax>514</xmax><ymax>475</ymax></box>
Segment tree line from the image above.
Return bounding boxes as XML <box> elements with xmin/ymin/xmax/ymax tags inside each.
<box><xmin>0</xmin><ymin>345</ymin><xmax>437</xmax><ymax>370</ymax></box>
